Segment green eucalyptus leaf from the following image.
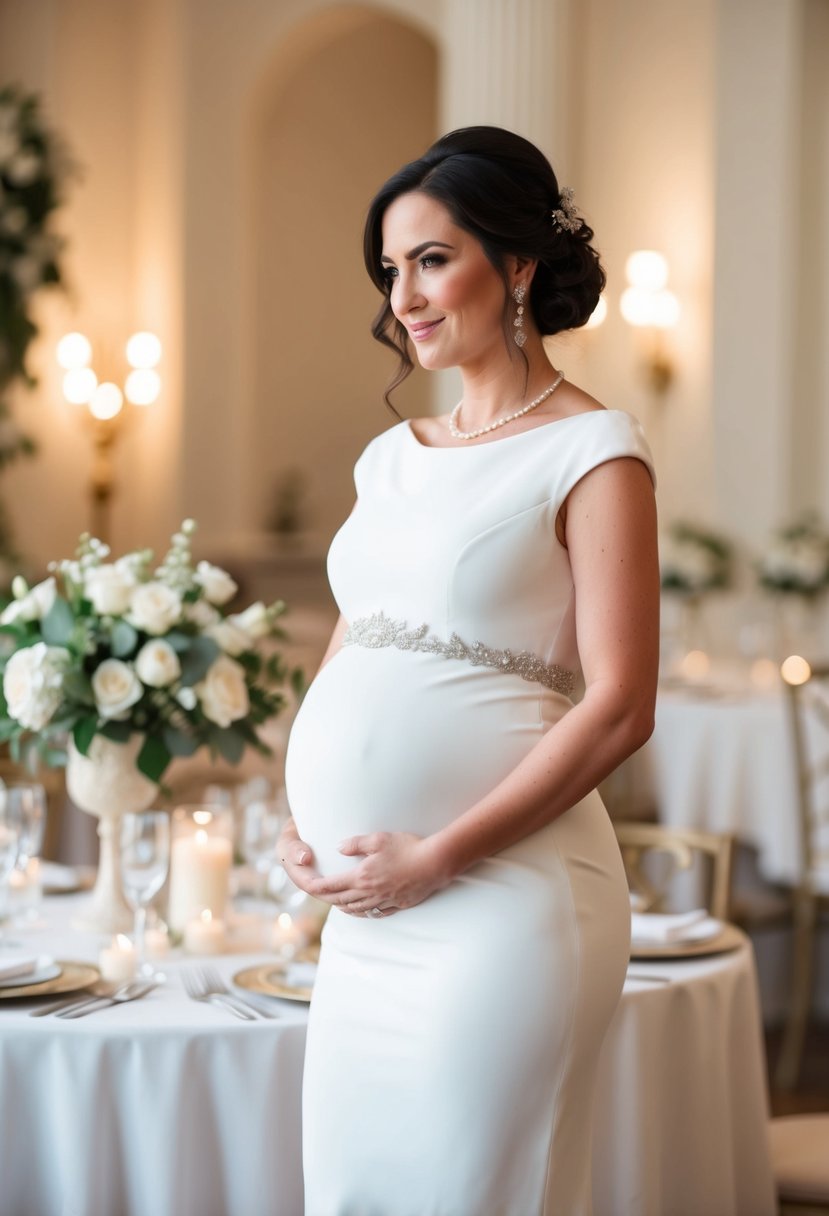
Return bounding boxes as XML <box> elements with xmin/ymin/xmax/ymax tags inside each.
<box><xmin>62</xmin><ymin>669</ymin><xmax>95</xmax><ymax>706</ymax></box>
<box><xmin>40</xmin><ymin>597</ymin><xmax>75</xmax><ymax>646</ymax></box>
<box><xmin>209</xmin><ymin>725</ymin><xmax>245</xmax><ymax>765</ymax></box>
<box><xmin>100</xmin><ymin>719</ymin><xmax>132</xmax><ymax>743</ymax></box>
<box><xmin>162</xmin><ymin>725</ymin><xmax>200</xmax><ymax>757</ymax></box>
<box><xmin>72</xmin><ymin>715</ymin><xmax>97</xmax><ymax>756</ymax></box>
<box><xmin>136</xmin><ymin>735</ymin><xmax>170</xmax><ymax>784</ymax></box>
<box><xmin>178</xmin><ymin>636</ymin><xmax>221</xmax><ymax>687</ymax></box>
<box><xmin>110</xmin><ymin>620</ymin><xmax>139</xmax><ymax>658</ymax></box>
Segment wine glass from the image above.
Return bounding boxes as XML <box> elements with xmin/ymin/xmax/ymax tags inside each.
<box><xmin>7</xmin><ymin>784</ymin><xmax>46</xmax><ymax>926</ymax></box>
<box><xmin>242</xmin><ymin>791</ymin><xmax>289</xmax><ymax>904</ymax></box>
<box><xmin>0</xmin><ymin>785</ymin><xmax>21</xmax><ymax>947</ymax></box>
<box><xmin>120</xmin><ymin>811</ymin><xmax>170</xmax><ymax>976</ymax></box>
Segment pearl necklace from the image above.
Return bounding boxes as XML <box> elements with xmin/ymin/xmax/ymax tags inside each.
<box><xmin>449</xmin><ymin>373</ymin><xmax>565</xmax><ymax>441</ymax></box>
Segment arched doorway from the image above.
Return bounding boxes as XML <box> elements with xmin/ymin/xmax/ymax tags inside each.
<box><xmin>245</xmin><ymin>7</ymin><xmax>438</xmax><ymax>547</ymax></box>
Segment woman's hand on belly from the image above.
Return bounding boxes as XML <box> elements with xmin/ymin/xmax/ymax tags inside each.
<box><xmin>277</xmin><ymin>816</ymin><xmax>321</xmax><ymax>896</ymax></box>
<box><xmin>308</xmin><ymin>832</ymin><xmax>452</xmax><ymax>917</ymax></box>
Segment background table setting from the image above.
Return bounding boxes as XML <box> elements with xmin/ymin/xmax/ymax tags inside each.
<box><xmin>0</xmin><ymin>861</ymin><xmax>777</xmax><ymax>1216</ymax></box>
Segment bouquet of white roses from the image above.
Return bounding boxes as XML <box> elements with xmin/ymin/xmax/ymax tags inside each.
<box><xmin>659</xmin><ymin>520</ymin><xmax>732</xmax><ymax>595</ymax></box>
<box><xmin>759</xmin><ymin>514</ymin><xmax>829</xmax><ymax>597</ymax></box>
<box><xmin>0</xmin><ymin>521</ymin><xmax>301</xmax><ymax>782</ymax></box>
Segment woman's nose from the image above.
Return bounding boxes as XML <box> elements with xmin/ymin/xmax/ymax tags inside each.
<box><xmin>393</xmin><ymin>271</ymin><xmax>426</xmax><ymax>317</ymax></box>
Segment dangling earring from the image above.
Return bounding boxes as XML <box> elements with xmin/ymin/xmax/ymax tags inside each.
<box><xmin>512</xmin><ymin>283</ymin><xmax>527</xmax><ymax>348</ymax></box>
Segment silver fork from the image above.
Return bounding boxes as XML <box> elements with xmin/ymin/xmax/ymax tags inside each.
<box><xmin>198</xmin><ymin>965</ymin><xmax>278</xmax><ymax>1020</ymax></box>
<box><xmin>182</xmin><ymin>969</ymin><xmax>257</xmax><ymax>1021</ymax></box>
<box><xmin>58</xmin><ymin>977</ymin><xmax>161</xmax><ymax>1018</ymax></box>
<box><xmin>29</xmin><ymin>980</ymin><xmax>118</xmax><ymax>1018</ymax></box>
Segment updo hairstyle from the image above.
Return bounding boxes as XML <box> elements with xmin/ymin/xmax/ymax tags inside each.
<box><xmin>363</xmin><ymin>125</ymin><xmax>605</xmax><ymax>408</ymax></box>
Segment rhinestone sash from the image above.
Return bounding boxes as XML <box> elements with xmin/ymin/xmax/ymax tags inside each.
<box><xmin>341</xmin><ymin>611</ymin><xmax>576</xmax><ymax>696</ymax></box>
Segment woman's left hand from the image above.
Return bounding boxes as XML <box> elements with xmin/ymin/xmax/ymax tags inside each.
<box><xmin>308</xmin><ymin>832</ymin><xmax>451</xmax><ymax>917</ymax></box>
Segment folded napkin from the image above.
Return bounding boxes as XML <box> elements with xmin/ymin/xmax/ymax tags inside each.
<box><xmin>283</xmin><ymin>962</ymin><xmax>318</xmax><ymax>989</ymax></box>
<box><xmin>0</xmin><ymin>955</ymin><xmax>39</xmax><ymax>982</ymax></box>
<box><xmin>630</xmin><ymin>909</ymin><xmax>714</xmax><ymax>945</ymax></box>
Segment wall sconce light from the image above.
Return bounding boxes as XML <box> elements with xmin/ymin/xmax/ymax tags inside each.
<box><xmin>620</xmin><ymin>251</ymin><xmax>680</xmax><ymax>394</ymax></box>
<box><xmin>57</xmin><ymin>330</ymin><xmax>162</xmax><ymax>543</ymax></box>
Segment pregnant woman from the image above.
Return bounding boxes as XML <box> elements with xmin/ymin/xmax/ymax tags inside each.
<box><xmin>280</xmin><ymin>126</ymin><xmax>659</xmax><ymax>1216</ymax></box>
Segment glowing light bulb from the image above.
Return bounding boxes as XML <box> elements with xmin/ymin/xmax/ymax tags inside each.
<box><xmin>89</xmin><ymin>382</ymin><xmax>123</xmax><ymax>421</ymax></box>
<box><xmin>625</xmin><ymin>250</ymin><xmax>669</xmax><ymax>291</ymax></box>
<box><xmin>57</xmin><ymin>332</ymin><xmax>92</xmax><ymax>370</ymax></box>
<box><xmin>125</xmin><ymin>368</ymin><xmax>161</xmax><ymax>405</ymax></box>
<box><xmin>780</xmin><ymin>655</ymin><xmax>811</xmax><ymax>686</ymax></box>
<box><xmin>62</xmin><ymin>367</ymin><xmax>98</xmax><ymax>405</ymax></box>
<box><xmin>126</xmin><ymin>331</ymin><xmax>162</xmax><ymax>369</ymax></box>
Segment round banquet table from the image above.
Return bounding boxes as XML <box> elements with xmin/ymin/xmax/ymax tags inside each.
<box><xmin>0</xmin><ymin>893</ymin><xmax>775</xmax><ymax>1216</ymax></box>
<box><xmin>624</xmin><ymin>676</ymin><xmax>810</xmax><ymax>885</ymax></box>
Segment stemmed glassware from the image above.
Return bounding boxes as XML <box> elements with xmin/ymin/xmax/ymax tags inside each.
<box><xmin>0</xmin><ymin>786</ymin><xmax>21</xmax><ymax>947</ymax></box>
<box><xmin>6</xmin><ymin>784</ymin><xmax>46</xmax><ymax>926</ymax></box>
<box><xmin>241</xmin><ymin>790</ymin><xmax>290</xmax><ymax>905</ymax></box>
<box><xmin>120</xmin><ymin>811</ymin><xmax>170</xmax><ymax>976</ymax></box>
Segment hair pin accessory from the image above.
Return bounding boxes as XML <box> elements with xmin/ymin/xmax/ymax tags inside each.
<box><xmin>551</xmin><ymin>186</ymin><xmax>584</xmax><ymax>235</ymax></box>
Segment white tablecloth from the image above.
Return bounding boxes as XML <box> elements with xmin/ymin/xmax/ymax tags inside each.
<box><xmin>0</xmin><ymin>894</ymin><xmax>775</xmax><ymax>1216</ymax></box>
<box><xmin>628</xmin><ymin>681</ymin><xmax>806</xmax><ymax>885</ymax></box>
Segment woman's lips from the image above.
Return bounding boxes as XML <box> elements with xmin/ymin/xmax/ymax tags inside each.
<box><xmin>409</xmin><ymin>319</ymin><xmax>445</xmax><ymax>342</ymax></box>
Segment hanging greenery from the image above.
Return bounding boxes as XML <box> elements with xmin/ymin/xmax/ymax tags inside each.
<box><xmin>0</xmin><ymin>84</ymin><xmax>75</xmax><ymax>563</ymax></box>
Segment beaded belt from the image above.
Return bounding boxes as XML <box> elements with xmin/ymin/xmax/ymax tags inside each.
<box><xmin>341</xmin><ymin>611</ymin><xmax>576</xmax><ymax>696</ymax></box>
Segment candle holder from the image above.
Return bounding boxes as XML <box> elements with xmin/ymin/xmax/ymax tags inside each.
<box><xmin>167</xmin><ymin>805</ymin><xmax>233</xmax><ymax>933</ymax></box>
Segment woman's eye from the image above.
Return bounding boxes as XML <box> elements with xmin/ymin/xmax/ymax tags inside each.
<box><xmin>420</xmin><ymin>254</ymin><xmax>446</xmax><ymax>269</ymax></box>
<box><xmin>381</xmin><ymin>266</ymin><xmax>398</xmax><ymax>283</ymax></box>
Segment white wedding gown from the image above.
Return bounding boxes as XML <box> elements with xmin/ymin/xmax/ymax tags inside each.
<box><xmin>285</xmin><ymin>409</ymin><xmax>655</xmax><ymax>1216</ymax></box>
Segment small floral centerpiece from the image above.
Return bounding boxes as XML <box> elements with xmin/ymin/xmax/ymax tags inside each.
<box><xmin>659</xmin><ymin>521</ymin><xmax>733</xmax><ymax>596</ymax></box>
<box><xmin>0</xmin><ymin>520</ymin><xmax>301</xmax><ymax>782</ymax></box>
<box><xmin>758</xmin><ymin>514</ymin><xmax>829</xmax><ymax>597</ymax></box>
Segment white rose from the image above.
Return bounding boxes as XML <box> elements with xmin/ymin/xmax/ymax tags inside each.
<box><xmin>193</xmin><ymin>561</ymin><xmax>238</xmax><ymax>606</ymax></box>
<box><xmin>196</xmin><ymin>655</ymin><xmax>249</xmax><ymax>728</ymax></box>
<box><xmin>0</xmin><ymin>577</ymin><xmax>57</xmax><ymax>625</ymax></box>
<box><xmin>92</xmin><ymin>659</ymin><xmax>143</xmax><ymax>720</ymax></box>
<box><xmin>176</xmin><ymin>686</ymin><xmax>197</xmax><ymax>711</ymax></box>
<box><xmin>85</xmin><ymin>564</ymin><xmax>135</xmax><ymax>616</ymax></box>
<box><xmin>128</xmin><ymin>581</ymin><xmax>182</xmax><ymax>635</ymax></box>
<box><xmin>206</xmin><ymin>620</ymin><xmax>252</xmax><ymax>657</ymax></box>
<box><xmin>135</xmin><ymin>639</ymin><xmax>181</xmax><ymax>688</ymax></box>
<box><xmin>229</xmin><ymin>601</ymin><xmax>270</xmax><ymax>640</ymax></box>
<box><xmin>184</xmin><ymin>599</ymin><xmax>220</xmax><ymax>629</ymax></box>
<box><xmin>3</xmin><ymin>642</ymin><xmax>69</xmax><ymax>731</ymax></box>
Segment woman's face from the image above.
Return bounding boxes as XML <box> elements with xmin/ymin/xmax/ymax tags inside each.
<box><xmin>380</xmin><ymin>192</ymin><xmax>514</xmax><ymax>373</ymax></box>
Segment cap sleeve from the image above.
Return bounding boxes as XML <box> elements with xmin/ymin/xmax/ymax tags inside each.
<box><xmin>554</xmin><ymin>410</ymin><xmax>656</xmax><ymax>509</ymax></box>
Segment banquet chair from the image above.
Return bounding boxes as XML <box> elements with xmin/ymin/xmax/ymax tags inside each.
<box><xmin>776</xmin><ymin>663</ymin><xmax>829</xmax><ymax>1090</ymax></box>
<box><xmin>613</xmin><ymin>822</ymin><xmax>734</xmax><ymax>921</ymax></box>
<box><xmin>769</xmin><ymin>1113</ymin><xmax>829</xmax><ymax>1214</ymax></box>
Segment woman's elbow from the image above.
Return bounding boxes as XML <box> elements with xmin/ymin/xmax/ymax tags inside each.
<box><xmin>624</xmin><ymin>705</ymin><xmax>655</xmax><ymax>753</ymax></box>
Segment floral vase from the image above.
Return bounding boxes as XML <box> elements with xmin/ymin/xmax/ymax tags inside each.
<box><xmin>66</xmin><ymin>733</ymin><xmax>159</xmax><ymax>933</ymax></box>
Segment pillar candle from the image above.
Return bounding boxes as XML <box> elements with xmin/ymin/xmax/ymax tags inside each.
<box><xmin>168</xmin><ymin>828</ymin><xmax>232</xmax><ymax>931</ymax></box>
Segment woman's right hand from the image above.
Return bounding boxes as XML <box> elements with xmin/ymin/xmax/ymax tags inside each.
<box><xmin>278</xmin><ymin>815</ymin><xmax>319</xmax><ymax>895</ymax></box>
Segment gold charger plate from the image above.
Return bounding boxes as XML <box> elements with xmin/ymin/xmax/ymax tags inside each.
<box><xmin>0</xmin><ymin>960</ymin><xmax>100</xmax><ymax>1000</ymax></box>
<box><xmin>233</xmin><ymin>956</ymin><xmax>317</xmax><ymax>1004</ymax></box>
<box><xmin>630</xmin><ymin>922</ymin><xmax>744</xmax><ymax>961</ymax></box>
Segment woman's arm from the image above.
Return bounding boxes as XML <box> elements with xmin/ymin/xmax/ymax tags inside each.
<box><xmin>311</xmin><ymin>455</ymin><xmax>659</xmax><ymax>913</ymax></box>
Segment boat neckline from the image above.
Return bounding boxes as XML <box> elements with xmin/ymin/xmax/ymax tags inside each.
<box><xmin>402</xmin><ymin>407</ymin><xmax>624</xmax><ymax>450</ymax></box>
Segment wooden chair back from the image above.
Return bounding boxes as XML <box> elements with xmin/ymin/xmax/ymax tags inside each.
<box><xmin>784</xmin><ymin>662</ymin><xmax>829</xmax><ymax>886</ymax></box>
<box><xmin>614</xmin><ymin>821</ymin><xmax>734</xmax><ymax>921</ymax></box>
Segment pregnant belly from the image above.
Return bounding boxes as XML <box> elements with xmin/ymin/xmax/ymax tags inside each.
<box><xmin>284</xmin><ymin>646</ymin><xmax>555</xmax><ymax>877</ymax></box>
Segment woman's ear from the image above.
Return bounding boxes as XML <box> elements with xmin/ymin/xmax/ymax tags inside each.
<box><xmin>507</xmin><ymin>254</ymin><xmax>539</xmax><ymax>290</ymax></box>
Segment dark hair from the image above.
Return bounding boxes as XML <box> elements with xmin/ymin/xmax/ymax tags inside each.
<box><xmin>363</xmin><ymin>125</ymin><xmax>606</xmax><ymax>411</ymax></box>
